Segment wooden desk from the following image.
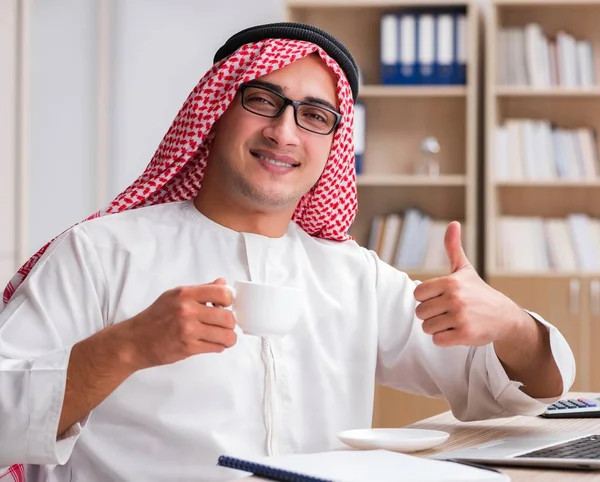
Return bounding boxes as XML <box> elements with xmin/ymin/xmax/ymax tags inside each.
<box><xmin>410</xmin><ymin>393</ymin><xmax>600</xmax><ymax>481</ymax></box>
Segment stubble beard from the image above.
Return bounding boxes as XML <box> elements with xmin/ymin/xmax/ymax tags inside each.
<box><xmin>231</xmin><ymin>170</ymin><xmax>306</xmax><ymax>210</ymax></box>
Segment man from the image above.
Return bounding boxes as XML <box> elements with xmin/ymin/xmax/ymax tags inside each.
<box><xmin>0</xmin><ymin>22</ymin><xmax>574</xmax><ymax>482</ymax></box>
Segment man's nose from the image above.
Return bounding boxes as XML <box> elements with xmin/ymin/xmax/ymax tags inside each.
<box><xmin>263</xmin><ymin>105</ymin><xmax>301</xmax><ymax>146</ymax></box>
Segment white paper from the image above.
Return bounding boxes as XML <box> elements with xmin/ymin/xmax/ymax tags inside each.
<box><xmin>235</xmin><ymin>449</ymin><xmax>510</xmax><ymax>482</ymax></box>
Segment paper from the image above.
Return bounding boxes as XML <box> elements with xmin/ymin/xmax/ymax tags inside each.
<box><xmin>237</xmin><ymin>449</ymin><xmax>510</xmax><ymax>482</ymax></box>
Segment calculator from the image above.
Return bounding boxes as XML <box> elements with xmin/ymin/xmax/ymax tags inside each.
<box><xmin>540</xmin><ymin>396</ymin><xmax>600</xmax><ymax>418</ymax></box>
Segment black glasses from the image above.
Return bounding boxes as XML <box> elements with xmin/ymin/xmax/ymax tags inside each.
<box><xmin>239</xmin><ymin>83</ymin><xmax>342</xmax><ymax>135</ymax></box>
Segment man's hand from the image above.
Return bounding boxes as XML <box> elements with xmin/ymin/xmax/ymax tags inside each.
<box><xmin>413</xmin><ymin>221</ymin><xmax>527</xmax><ymax>347</ymax></box>
<box><xmin>412</xmin><ymin>221</ymin><xmax>565</xmax><ymax>398</ymax></box>
<box><xmin>57</xmin><ymin>278</ymin><xmax>237</xmax><ymax>437</ymax></box>
<box><xmin>120</xmin><ymin>278</ymin><xmax>238</xmax><ymax>370</ymax></box>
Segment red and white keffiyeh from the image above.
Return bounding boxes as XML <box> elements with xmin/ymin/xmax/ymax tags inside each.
<box><xmin>1</xmin><ymin>38</ymin><xmax>357</xmax><ymax>481</ymax></box>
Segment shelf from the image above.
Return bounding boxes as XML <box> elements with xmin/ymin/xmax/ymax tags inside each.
<box><xmin>494</xmin><ymin>0</ymin><xmax>600</xmax><ymax>5</ymax></box>
<box><xmin>495</xmin><ymin>87</ymin><xmax>600</xmax><ymax>98</ymax></box>
<box><xmin>487</xmin><ymin>0</ymin><xmax>600</xmax><ymax>395</ymax></box>
<box><xmin>494</xmin><ymin>180</ymin><xmax>600</xmax><ymax>187</ymax></box>
<box><xmin>359</xmin><ymin>85</ymin><xmax>467</xmax><ymax>98</ymax></box>
<box><xmin>357</xmin><ymin>174</ymin><xmax>466</xmax><ymax>187</ymax></box>
<box><xmin>402</xmin><ymin>269</ymin><xmax>449</xmax><ymax>279</ymax></box>
<box><xmin>497</xmin><ymin>185</ymin><xmax>600</xmax><ymax>217</ymax></box>
<box><xmin>488</xmin><ymin>270</ymin><xmax>600</xmax><ymax>278</ymax></box>
<box><xmin>289</xmin><ymin>0</ymin><xmax>473</xmax><ymax>6</ymax></box>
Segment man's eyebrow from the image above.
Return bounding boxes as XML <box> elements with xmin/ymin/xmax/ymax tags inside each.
<box><xmin>303</xmin><ymin>96</ymin><xmax>338</xmax><ymax>113</ymax></box>
<box><xmin>248</xmin><ymin>80</ymin><xmax>284</xmax><ymax>95</ymax></box>
<box><xmin>247</xmin><ymin>80</ymin><xmax>338</xmax><ymax>113</ymax></box>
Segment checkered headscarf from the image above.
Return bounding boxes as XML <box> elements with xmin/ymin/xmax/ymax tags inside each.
<box><xmin>2</xmin><ymin>38</ymin><xmax>357</xmax><ymax>308</ymax></box>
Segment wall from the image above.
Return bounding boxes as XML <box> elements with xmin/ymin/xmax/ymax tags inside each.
<box><xmin>0</xmin><ymin>0</ymin><xmax>18</xmax><ymax>286</ymax></box>
<box><xmin>27</xmin><ymin>0</ymin><xmax>98</xmax><ymax>260</ymax></box>
<box><xmin>109</xmin><ymin>0</ymin><xmax>285</xmax><ymax>200</ymax></box>
<box><xmin>0</xmin><ymin>0</ymin><xmax>284</xmax><ymax>288</ymax></box>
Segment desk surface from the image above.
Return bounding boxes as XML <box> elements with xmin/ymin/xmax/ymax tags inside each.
<box><xmin>410</xmin><ymin>392</ymin><xmax>600</xmax><ymax>481</ymax></box>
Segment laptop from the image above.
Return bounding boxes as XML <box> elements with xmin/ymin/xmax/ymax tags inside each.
<box><xmin>430</xmin><ymin>432</ymin><xmax>600</xmax><ymax>470</ymax></box>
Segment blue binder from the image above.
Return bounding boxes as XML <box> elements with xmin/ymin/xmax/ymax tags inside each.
<box><xmin>417</xmin><ymin>12</ymin><xmax>436</xmax><ymax>84</ymax></box>
<box><xmin>380</xmin><ymin>13</ymin><xmax>399</xmax><ymax>84</ymax></box>
<box><xmin>379</xmin><ymin>8</ymin><xmax>467</xmax><ymax>85</ymax></box>
<box><xmin>453</xmin><ymin>12</ymin><xmax>467</xmax><ymax>84</ymax></box>
<box><xmin>435</xmin><ymin>12</ymin><xmax>455</xmax><ymax>84</ymax></box>
<box><xmin>397</xmin><ymin>12</ymin><xmax>418</xmax><ymax>84</ymax></box>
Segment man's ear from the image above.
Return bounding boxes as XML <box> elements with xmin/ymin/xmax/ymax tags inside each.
<box><xmin>206</xmin><ymin>126</ymin><xmax>217</xmax><ymax>141</ymax></box>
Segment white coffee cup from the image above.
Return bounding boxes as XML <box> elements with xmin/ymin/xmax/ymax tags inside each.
<box><xmin>226</xmin><ymin>280</ymin><xmax>303</xmax><ymax>337</ymax></box>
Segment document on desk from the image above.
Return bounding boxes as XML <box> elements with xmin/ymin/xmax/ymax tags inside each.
<box><xmin>218</xmin><ymin>449</ymin><xmax>510</xmax><ymax>481</ymax></box>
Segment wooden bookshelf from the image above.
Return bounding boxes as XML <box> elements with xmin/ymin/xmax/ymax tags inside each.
<box><xmin>286</xmin><ymin>0</ymin><xmax>479</xmax><ymax>428</ymax></box>
<box><xmin>356</xmin><ymin>174</ymin><xmax>467</xmax><ymax>186</ymax></box>
<box><xmin>486</xmin><ymin>0</ymin><xmax>600</xmax><ymax>392</ymax></box>
<box><xmin>359</xmin><ymin>85</ymin><xmax>467</xmax><ymax>97</ymax></box>
<box><xmin>495</xmin><ymin>86</ymin><xmax>600</xmax><ymax>97</ymax></box>
<box><xmin>288</xmin><ymin>0</ymin><xmax>471</xmax><ymax>6</ymax></box>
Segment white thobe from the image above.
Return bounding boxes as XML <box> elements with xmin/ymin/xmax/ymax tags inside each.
<box><xmin>0</xmin><ymin>200</ymin><xmax>575</xmax><ymax>481</ymax></box>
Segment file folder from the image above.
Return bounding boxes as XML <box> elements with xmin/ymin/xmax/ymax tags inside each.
<box><xmin>398</xmin><ymin>13</ymin><xmax>418</xmax><ymax>84</ymax></box>
<box><xmin>436</xmin><ymin>13</ymin><xmax>455</xmax><ymax>84</ymax></box>
<box><xmin>380</xmin><ymin>14</ymin><xmax>399</xmax><ymax>84</ymax></box>
<box><xmin>353</xmin><ymin>103</ymin><xmax>366</xmax><ymax>174</ymax></box>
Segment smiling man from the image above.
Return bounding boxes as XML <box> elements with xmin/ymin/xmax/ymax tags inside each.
<box><xmin>195</xmin><ymin>63</ymin><xmax>341</xmax><ymax>235</ymax></box>
<box><xmin>0</xmin><ymin>22</ymin><xmax>575</xmax><ymax>482</ymax></box>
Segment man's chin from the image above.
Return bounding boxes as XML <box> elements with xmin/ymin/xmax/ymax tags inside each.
<box><xmin>242</xmin><ymin>190</ymin><xmax>303</xmax><ymax>212</ymax></box>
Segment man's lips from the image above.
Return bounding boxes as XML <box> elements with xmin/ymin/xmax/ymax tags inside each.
<box><xmin>250</xmin><ymin>149</ymin><xmax>300</xmax><ymax>168</ymax></box>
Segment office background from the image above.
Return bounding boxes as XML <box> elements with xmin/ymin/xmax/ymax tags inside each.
<box><xmin>1</xmin><ymin>0</ymin><xmax>597</xmax><ymax>427</ymax></box>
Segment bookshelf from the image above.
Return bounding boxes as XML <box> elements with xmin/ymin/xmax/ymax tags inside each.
<box><xmin>286</xmin><ymin>0</ymin><xmax>480</xmax><ymax>427</ymax></box>
<box><xmin>486</xmin><ymin>0</ymin><xmax>600</xmax><ymax>392</ymax></box>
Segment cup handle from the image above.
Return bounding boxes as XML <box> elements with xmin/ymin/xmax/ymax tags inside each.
<box><xmin>223</xmin><ymin>285</ymin><xmax>244</xmax><ymax>335</ymax></box>
<box><xmin>225</xmin><ymin>285</ymin><xmax>236</xmax><ymax>299</ymax></box>
<box><xmin>208</xmin><ymin>285</ymin><xmax>235</xmax><ymax>307</ymax></box>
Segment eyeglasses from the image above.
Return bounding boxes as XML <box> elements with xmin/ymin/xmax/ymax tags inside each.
<box><xmin>239</xmin><ymin>83</ymin><xmax>342</xmax><ymax>136</ymax></box>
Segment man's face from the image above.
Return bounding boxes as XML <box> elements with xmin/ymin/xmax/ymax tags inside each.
<box><xmin>206</xmin><ymin>54</ymin><xmax>339</xmax><ymax>211</ymax></box>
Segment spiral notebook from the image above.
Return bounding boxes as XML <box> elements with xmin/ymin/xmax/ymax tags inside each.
<box><xmin>217</xmin><ymin>449</ymin><xmax>510</xmax><ymax>481</ymax></box>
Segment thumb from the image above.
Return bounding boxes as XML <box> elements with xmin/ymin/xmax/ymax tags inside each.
<box><xmin>444</xmin><ymin>221</ymin><xmax>471</xmax><ymax>273</ymax></box>
<box><xmin>211</xmin><ymin>278</ymin><xmax>228</xmax><ymax>285</ymax></box>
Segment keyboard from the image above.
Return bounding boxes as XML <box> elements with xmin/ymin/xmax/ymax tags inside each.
<box><xmin>516</xmin><ymin>435</ymin><xmax>600</xmax><ymax>460</ymax></box>
<box><xmin>540</xmin><ymin>397</ymin><xmax>600</xmax><ymax>418</ymax></box>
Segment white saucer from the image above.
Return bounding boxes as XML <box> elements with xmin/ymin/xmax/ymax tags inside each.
<box><xmin>337</xmin><ymin>428</ymin><xmax>450</xmax><ymax>453</ymax></box>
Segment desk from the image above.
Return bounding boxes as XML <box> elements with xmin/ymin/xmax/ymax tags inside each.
<box><xmin>410</xmin><ymin>392</ymin><xmax>600</xmax><ymax>481</ymax></box>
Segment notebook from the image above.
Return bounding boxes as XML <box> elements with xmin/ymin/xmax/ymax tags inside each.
<box><xmin>217</xmin><ymin>449</ymin><xmax>510</xmax><ymax>482</ymax></box>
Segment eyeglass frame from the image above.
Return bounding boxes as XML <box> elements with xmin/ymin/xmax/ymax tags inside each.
<box><xmin>238</xmin><ymin>82</ymin><xmax>343</xmax><ymax>136</ymax></box>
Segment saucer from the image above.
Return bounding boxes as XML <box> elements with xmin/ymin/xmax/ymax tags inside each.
<box><xmin>337</xmin><ymin>428</ymin><xmax>450</xmax><ymax>453</ymax></box>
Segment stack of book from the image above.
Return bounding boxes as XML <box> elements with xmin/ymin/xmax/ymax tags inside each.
<box><xmin>353</xmin><ymin>103</ymin><xmax>366</xmax><ymax>174</ymax></box>
<box><xmin>367</xmin><ymin>207</ymin><xmax>458</xmax><ymax>272</ymax></box>
<box><xmin>380</xmin><ymin>8</ymin><xmax>467</xmax><ymax>85</ymax></box>
<box><xmin>497</xmin><ymin>24</ymin><xmax>595</xmax><ymax>87</ymax></box>
<box><xmin>493</xmin><ymin>119</ymin><xmax>599</xmax><ymax>180</ymax></box>
<box><xmin>497</xmin><ymin>214</ymin><xmax>600</xmax><ymax>272</ymax></box>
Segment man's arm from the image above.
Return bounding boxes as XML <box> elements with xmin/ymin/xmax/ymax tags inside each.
<box><xmin>0</xmin><ymin>227</ymin><xmax>237</xmax><ymax>465</ymax></box>
<box><xmin>372</xmin><ymin>221</ymin><xmax>575</xmax><ymax>422</ymax></box>
<box><xmin>414</xmin><ymin>221</ymin><xmax>570</xmax><ymax>400</ymax></box>
<box><xmin>57</xmin><ymin>282</ymin><xmax>237</xmax><ymax>437</ymax></box>
<box><xmin>57</xmin><ymin>324</ymin><xmax>138</xmax><ymax>437</ymax></box>
<box><xmin>493</xmin><ymin>309</ymin><xmax>563</xmax><ymax>399</ymax></box>
<box><xmin>0</xmin><ymin>229</ymin><xmax>108</xmax><ymax>465</ymax></box>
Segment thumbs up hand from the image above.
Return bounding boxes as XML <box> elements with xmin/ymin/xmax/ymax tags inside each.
<box><xmin>413</xmin><ymin>221</ymin><xmax>526</xmax><ymax>347</ymax></box>
<box><xmin>444</xmin><ymin>220</ymin><xmax>472</xmax><ymax>274</ymax></box>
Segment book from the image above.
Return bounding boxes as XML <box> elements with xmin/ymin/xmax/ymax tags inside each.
<box><xmin>217</xmin><ymin>449</ymin><xmax>510</xmax><ymax>481</ymax></box>
<box><xmin>353</xmin><ymin>103</ymin><xmax>366</xmax><ymax>174</ymax></box>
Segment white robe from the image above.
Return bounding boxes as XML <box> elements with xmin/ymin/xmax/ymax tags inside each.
<box><xmin>0</xmin><ymin>200</ymin><xmax>575</xmax><ymax>481</ymax></box>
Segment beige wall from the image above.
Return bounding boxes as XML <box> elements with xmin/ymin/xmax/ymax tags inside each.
<box><xmin>0</xmin><ymin>0</ymin><xmax>286</xmax><ymax>288</ymax></box>
<box><xmin>0</xmin><ymin>0</ymin><xmax>18</xmax><ymax>285</ymax></box>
